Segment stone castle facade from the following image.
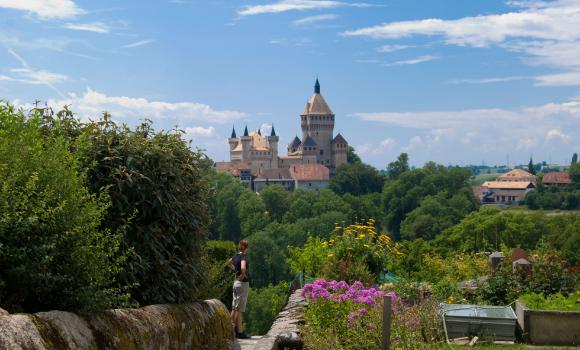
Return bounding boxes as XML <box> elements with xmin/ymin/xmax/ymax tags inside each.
<box><xmin>223</xmin><ymin>79</ymin><xmax>348</xmax><ymax>176</ymax></box>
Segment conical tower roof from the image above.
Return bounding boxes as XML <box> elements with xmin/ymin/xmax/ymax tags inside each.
<box><xmin>302</xmin><ymin>79</ymin><xmax>334</xmax><ymax>115</ymax></box>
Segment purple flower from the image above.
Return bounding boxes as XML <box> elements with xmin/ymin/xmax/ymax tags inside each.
<box><xmin>359</xmin><ymin>308</ymin><xmax>368</xmax><ymax>315</ymax></box>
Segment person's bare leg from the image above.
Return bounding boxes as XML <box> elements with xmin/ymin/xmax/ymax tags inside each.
<box><xmin>231</xmin><ymin>309</ymin><xmax>239</xmax><ymax>334</ymax></box>
<box><xmin>237</xmin><ymin>312</ymin><xmax>244</xmax><ymax>334</ymax></box>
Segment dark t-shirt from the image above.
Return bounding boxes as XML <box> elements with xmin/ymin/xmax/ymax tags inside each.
<box><xmin>232</xmin><ymin>252</ymin><xmax>250</xmax><ymax>283</ymax></box>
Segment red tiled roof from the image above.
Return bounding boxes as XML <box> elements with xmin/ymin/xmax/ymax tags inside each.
<box><xmin>215</xmin><ymin>162</ymin><xmax>254</xmax><ymax>177</ymax></box>
<box><xmin>255</xmin><ymin>168</ymin><xmax>292</xmax><ymax>180</ymax></box>
<box><xmin>542</xmin><ymin>171</ymin><xmax>572</xmax><ymax>184</ymax></box>
<box><xmin>290</xmin><ymin>164</ymin><xmax>330</xmax><ymax>181</ymax></box>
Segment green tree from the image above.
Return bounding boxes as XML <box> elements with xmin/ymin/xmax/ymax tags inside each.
<box><xmin>386</xmin><ymin>153</ymin><xmax>410</xmax><ymax>180</ymax></box>
<box><xmin>330</xmin><ymin>162</ymin><xmax>385</xmax><ymax>196</ymax></box>
<box><xmin>238</xmin><ymin>189</ymin><xmax>270</xmax><ymax>237</ymax></box>
<box><xmin>382</xmin><ymin>164</ymin><xmax>474</xmax><ymax>238</ymax></box>
<box><xmin>247</xmin><ymin>230</ymin><xmax>289</xmax><ymax>288</ymax></box>
<box><xmin>528</xmin><ymin>157</ymin><xmax>536</xmax><ymax>175</ymax></box>
<box><xmin>0</xmin><ymin>104</ymin><xmax>129</xmax><ymax>313</ymax></box>
<box><xmin>260</xmin><ymin>184</ymin><xmax>290</xmax><ymax>222</ymax></box>
<box><xmin>347</xmin><ymin>146</ymin><xmax>362</xmax><ymax>164</ymax></box>
<box><xmin>572</xmin><ymin>153</ymin><xmax>578</xmax><ymax>165</ymax></box>
<box><xmin>570</xmin><ymin>163</ymin><xmax>580</xmax><ymax>185</ymax></box>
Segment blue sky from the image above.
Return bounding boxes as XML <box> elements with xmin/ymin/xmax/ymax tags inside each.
<box><xmin>1</xmin><ymin>0</ymin><xmax>579</xmax><ymax>168</ymax></box>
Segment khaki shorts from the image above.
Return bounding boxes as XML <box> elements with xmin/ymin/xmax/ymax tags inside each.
<box><xmin>232</xmin><ymin>280</ymin><xmax>250</xmax><ymax>312</ymax></box>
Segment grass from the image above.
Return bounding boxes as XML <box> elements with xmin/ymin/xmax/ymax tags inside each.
<box><xmin>448</xmin><ymin>345</ymin><xmax>577</xmax><ymax>349</ymax></box>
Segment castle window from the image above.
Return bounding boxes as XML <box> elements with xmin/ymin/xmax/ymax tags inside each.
<box><xmin>320</xmin><ymin>149</ymin><xmax>323</xmax><ymax>155</ymax></box>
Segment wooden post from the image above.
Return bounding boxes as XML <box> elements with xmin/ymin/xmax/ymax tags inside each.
<box><xmin>382</xmin><ymin>295</ymin><xmax>392</xmax><ymax>350</ymax></box>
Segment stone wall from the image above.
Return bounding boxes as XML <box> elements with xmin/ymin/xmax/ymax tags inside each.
<box><xmin>254</xmin><ymin>289</ymin><xmax>306</xmax><ymax>350</ymax></box>
<box><xmin>0</xmin><ymin>299</ymin><xmax>234</xmax><ymax>350</ymax></box>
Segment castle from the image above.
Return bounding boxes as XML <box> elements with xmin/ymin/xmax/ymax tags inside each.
<box><xmin>216</xmin><ymin>79</ymin><xmax>348</xmax><ymax>190</ymax></box>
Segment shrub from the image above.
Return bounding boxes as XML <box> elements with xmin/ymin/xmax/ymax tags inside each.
<box><xmin>244</xmin><ymin>282</ymin><xmax>289</xmax><ymax>335</ymax></box>
<box><xmin>289</xmin><ymin>220</ymin><xmax>401</xmax><ymax>284</ymax></box>
<box><xmin>0</xmin><ymin>104</ymin><xmax>129</xmax><ymax>313</ymax></box>
<box><xmin>519</xmin><ymin>292</ymin><xmax>580</xmax><ymax>311</ymax></box>
<box><xmin>77</xmin><ymin>116</ymin><xmax>212</xmax><ymax>305</ymax></box>
<box><xmin>198</xmin><ymin>240</ymin><xmax>236</xmax><ymax>306</ymax></box>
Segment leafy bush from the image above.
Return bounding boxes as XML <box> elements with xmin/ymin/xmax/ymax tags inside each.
<box><xmin>198</xmin><ymin>241</ymin><xmax>236</xmax><ymax>306</ymax></box>
<box><xmin>244</xmin><ymin>282</ymin><xmax>289</xmax><ymax>335</ymax></box>
<box><xmin>0</xmin><ymin>104</ymin><xmax>129</xmax><ymax>313</ymax></box>
<box><xmin>77</xmin><ymin>116</ymin><xmax>212</xmax><ymax>305</ymax></box>
<box><xmin>519</xmin><ymin>292</ymin><xmax>580</xmax><ymax>311</ymax></box>
<box><xmin>289</xmin><ymin>220</ymin><xmax>400</xmax><ymax>284</ymax></box>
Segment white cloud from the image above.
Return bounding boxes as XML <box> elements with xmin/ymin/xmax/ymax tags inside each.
<box><xmin>36</xmin><ymin>88</ymin><xmax>246</xmax><ymax>124</ymax></box>
<box><xmin>546</xmin><ymin>128</ymin><xmax>571</xmax><ymax>142</ymax></box>
<box><xmin>385</xmin><ymin>55</ymin><xmax>437</xmax><ymax>66</ymax></box>
<box><xmin>376</xmin><ymin>44</ymin><xmax>413</xmax><ymax>53</ymax></box>
<box><xmin>0</xmin><ymin>0</ymin><xmax>84</xmax><ymax>19</ymax></box>
<box><xmin>292</xmin><ymin>13</ymin><xmax>338</xmax><ymax>26</ymax></box>
<box><xmin>121</xmin><ymin>39</ymin><xmax>155</xmax><ymax>49</ymax></box>
<box><xmin>259</xmin><ymin>123</ymin><xmax>273</xmax><ymax>136</ymax></box>
<box><xmin>535</xmin><ymin>71</ymin><xmax>580</xmax><ymax>86</ymax></box>
<box><xmin>10</xmin><ymin>68</ymin><xmax>69</xmax><ymax>84</ymax></box>
<box><xmin>63</xmin><ymin>22</ymin><xmax>110</xmax><ymax>33</ymax></box>
<box><xmin>450</xmin><ymin>76</ymin><xmax>530</xmax><ymax>84</ymax></box>
<box><xmin>353</xmin><ymin>97</ymin><xmax>580</xmax><ymax>155</ymax></box>
<box><xmin>342</xmin><ymin>1</ymin><xmax>580</xmax><ymax>46</ymax></box>
<box><xmin>342</xmin><ymin>0</ymin><xmax>580</xmax><ymax>78</ymax></box>
<box><xmin>185</xmin><ymin>126</ymin><xmax>216</xmax><ymax>138</ymax></box>
<box><xmin>239</xmin><ymin>0</ymin><xmax>373</xmax><ymax>16</ymax></box>
<box><xmin>356</xmin><ymin>138</ymin><xmax>396</xmax><ymax>156</ymax></box>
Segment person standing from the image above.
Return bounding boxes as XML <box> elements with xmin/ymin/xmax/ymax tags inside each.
<box><xmin>229</xmin><ymin>240</ymin><xmax>250</xmax><ymax>339</ymax></box>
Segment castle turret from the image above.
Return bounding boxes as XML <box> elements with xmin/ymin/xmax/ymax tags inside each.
<box><xmin>228</xmin><ymin>126</ymin><xmax>238</xmax><ymax>151</ymax></box>
<box><xmin>331</xmin><ymin>133</ymin><xmax>348</xmax><ymax>173</ymax></box>
<box><xmin>267</xmin><ymin>124</ymin><xmax>279</xmax><ymax>168</ymax></box>
<box><xmin>240</xmin><ymin>125</ymin><xmax>252</xmax><ymax>160</ymax></box>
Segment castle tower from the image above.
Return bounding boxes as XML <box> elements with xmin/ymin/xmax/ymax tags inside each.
<box><xmin>228</xmin><ymin>126</ymin><xmax>238</xmax><ymax>151</ymax></box>
<box><xmin>301</xmin><ymin>79</ymin><xmax>334</xmax><ymax>166</ymax></box>
<box><xmin>267</xmin><ymin>125</ymin><xmax>279</xmax><ymax>168</ymax></box>
<box><xmin>331</xmin><ymin>133</ymin><xmax>348</xmax><ymax>171</ymax></box>
<box><xmin>240</xmin><ymin>125</ymin><xmax>252</xmax><ymax>161</ymax></box>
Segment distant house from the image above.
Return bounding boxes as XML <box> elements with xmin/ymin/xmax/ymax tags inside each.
<box><xmin>290</xmin><ymin>164</ymin><xmax>330</xmax><ymax>190</ymax></box>
<box><xmin>542</xmin><ymin>171</ymin><xmax>572</xmax><ymax>186</ymax></box>
<box><xmin>497</xmin><ymin>169</ymin><xmax>536</xmax><ymax>184</ymax></box>
<box><xmin>478</xmin><ymin>181</ymin><xmax>535</xmax><ymax>204</ymax></box>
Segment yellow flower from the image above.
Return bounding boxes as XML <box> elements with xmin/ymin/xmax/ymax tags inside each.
<box><xmin>359</xmin><ymin>234</ymin><xmax>366</xmax><ymax>239</ymax></box>
<box><xmin>364</xmin><ymin>244</ymin><xmax>370</xmax><ymax>248</ymax></box>
<box><xmin>328</xmin><ymin>253</ymin><xmax>334</xmax><ymax>257</ymax></box>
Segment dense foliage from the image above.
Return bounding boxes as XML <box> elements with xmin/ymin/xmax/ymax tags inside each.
<box><xmin>519</xmin><ymin>292</ymin><xmax>580</xmax><ymax>311</ymax></box>
<box><xmin>0</xmin><ymin>104</ymin><xmax>129</xmax><ymax>313</ymax></box>
<box><xmin>289</xmin><ymin>221</ymin><xmax>400</xmax><ymax>284</ymax></box>
<box><xmin>434</xmin><ymin>207</ymin><xmax>580</xmax><ymax>264</ymax></box>
<box><xmin>382</xmin><ymin>162</ymin><xmax>477</xmax><ymax>239</ymax></box>
<box><xmin>525</xmin><ymin>171</ymin><xmax>580</xmax><ymax>210</ymax></box>
<box><xmin>76</xmin><ymin>115</ymin><xmax>212</xmax><ymax>305</ymax></box>
<box><xmin>244</xmin><ymin>282</ymin><xmax>289</xmax><ymax>335</ymax></box>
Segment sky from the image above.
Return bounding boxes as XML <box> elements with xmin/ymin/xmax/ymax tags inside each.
<box><xmin>0</xmin><ymin>0</ymin><xmax>579</xmax><ymax>168</ymax></box>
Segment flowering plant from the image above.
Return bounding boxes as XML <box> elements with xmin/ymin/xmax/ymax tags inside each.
<box><xmin>289</xmin><ymin>219</ymin><xmax>401</xmax><ymax>284</ymax></box>
<box><xmin>301</xmin><ymin>279</ymin><xmax>443</xmax><ymax>350</ymax></box>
